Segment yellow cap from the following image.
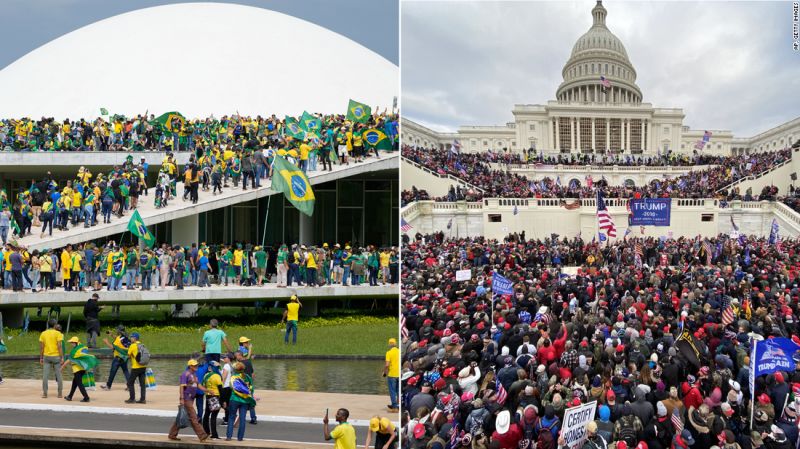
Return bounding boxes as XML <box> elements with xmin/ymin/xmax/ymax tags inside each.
<box><xmin>323</xmin><ymin>243</ymin><xmax>329</xmax><ymax>248</ymax></box>
<box><xmin>388</xmin><ymin>338</ymin><xmax>397</xmax><ymax>346</ymax></box>
<box><xmin>239</xmin><ymin>336</ymin><xmax>251</xmax><ymax>343</ymax></box>
<box><xmin>187</xmin><ymin>359</ymin><xmax>198</xmax><ymax>367</ymax></box>
<box><xmin>68</xmin><ymin>336</ymin><xmax>80</xmax><ymax>344</ymax></box>
<box><xmin>345</xmin><ymin>245</ymin><xmax>351</xmax><ymax>250</ymax></box>
<box><xmin>369</xmin><ymin>417</ymin><xmax>381</xmax><ymax>432</ymax></box>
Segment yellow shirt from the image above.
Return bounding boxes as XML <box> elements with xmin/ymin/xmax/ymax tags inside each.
<box><xmin>330</xmin><ymin>423</ymin><xmax>356</xmax><ymax>449</ymax></box>
<box><xmin>72</xmin><ymin>191</ymin><xmax>82</xmax><ymax>207</ymax></box>
<box><xmin>40</xmin><ymin>255</ymin><xmax>52</xmax><ymax>273</ymax></box>
<box><xmin>39</xmin><ymin>328</ymin><xmax>64</xmax><ymax>357</ymax></box>
<box><xmin>306</xmin><ymin>252</ymin><xmax>316</xmax><ymax>269</ymax></box>
<box><xmin>233</xmin><ymin>250</ymin><xmax>243</xmax><ymax>267</ymax></box>
<box><xmin>128</xmin><ymin>342</ymin><xmax>145</xmax><ymax>369</ymax></box>
<box><xmin>380</xmin><ymin>252</ymin><xmax>390</xmax><ymax>268</ymax></box>
<box><xmin>385</xmin><ymin>347</ymin><xmax>400</xmax><ymax>377</ymax></box>
<box><xmin>71</xmin><ymin>252</ymin><xmax>82</xmax><ymax>273</ymax></box>
<box><xmin>203</xmin><ymin>373</ymin><xmax>223</xmax><ymax>396</ymax></box>
<box><xmin>299</xmin><ymin>143</ymin><xmax>311</xmax><ymax>160</ymax></box>
<box><xmin>60</xmin><ymin>250</ymin><xmax>73</xmax><ymax>277</ymax></box>
<box><xmin>286</xmin><ymin>303</ymin><xmax>300</xmax><ymax>321</ymax></box>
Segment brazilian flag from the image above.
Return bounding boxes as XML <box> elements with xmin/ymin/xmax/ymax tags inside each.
<box><xmin>271</xmin><ymin>156</ymin><xmax>315</xmax><ymax>217</ymax></box>
<box><xmin>345</xmin><ymin>99</ymin><xmax>371</xmax><ymax>123</ymax></box>
<box><xmin>283</xmin><ymin>116</ymin><xmax>306</xmax><ymax>140</ymax></box>
<box><xmin>68</xmin><ymin>344</ymin><xmax>98</xmax><ymax>371</ymax></box>
<box><xmin>300</xmin><ymin>111</ymin><xmax>321</xmax><ymax>133</ymax></box>
<box><xmin>363</xmin><ymin>128</ymin><xmax>392</xmax><ymax>151</ymax></box>
<box><xmin>100</xmin><ymin>108</ymin><xmax>109</xmax><ymax>116</ymax></box>
<box><xmin>127</xmin><ymin>210</ymin><xmax>156</xmax><ymax>248</ymax></box>
<box><xmin>154</xmin><ymin>111</ymin><xmax>186</xmax><ymax>132</ymax></box>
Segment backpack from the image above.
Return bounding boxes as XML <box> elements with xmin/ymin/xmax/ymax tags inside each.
<box><xmin>537</xmin><ymin>421</ymin><xmax>556</xmax><ymax>449</ymax></box>
<box><xmin>617</xmin><ymin>416</ymin><xmax>638</xmax><ymax>446</ymax></box>
<box><xmin>135</xmin><ymin>343</ymin><xmax>151</xmax><ymax>365</ymax></box>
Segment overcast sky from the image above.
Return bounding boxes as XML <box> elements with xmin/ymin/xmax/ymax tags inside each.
<box><xmin>0</xmin><ymin>0</ymin><xmax>398</xmax><ymax>67</ymax></box>
<box><xmin>402</xmin><ymin>1</ymin><xmax>799</xmax><ymax>138</ymax></box>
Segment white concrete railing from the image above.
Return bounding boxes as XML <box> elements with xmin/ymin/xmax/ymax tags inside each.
<box><xmin>494</xmin><ymin>163</ymin><xmax>709</xmax><ymax>174</ymax></box>
<box><xmin>774</xmin><ymin>201</ymin><xmax>800</xmax><ymax>229</ymax></box>
<box><xmin>400</xmin><ymin>156</ymin><xmax>486</xmax><ymax>193</ymax></box>
<box><xmin>713</xmin><ymin>148</ymin><xmax>796</xmax><ymax>194</ymax></box>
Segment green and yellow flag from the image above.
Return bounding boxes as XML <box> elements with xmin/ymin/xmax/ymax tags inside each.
<box><xmin>363</xmin><ymin>128</ymin><xmax>392</xmax><ymax>150</ymax></box>
<box><xmin>127</xmin><ymin>210</ymin><xmax>155</xmax><ymax>248</ymax></box>
<box><xmin>68</xmin><ymin>343</ymin><xmax>98</xmax><ymax>371</ymax></box>
<box><xmin>345</xmin><ymin>99</ymin><xmax>371</xmax><ymax>123</ymax></box>
<box><xmin>154</xmin><ymin>111</ymin><xmax>186</xmax><ymax>132</ymax></box>
<box><xmin>300</xmin><ymin>111</ymin><xmax>321</xmax><ymax>133</ymax></box>
<box><xmin>100</xmin><ymin>108</ymin><xmax>109</xmax><ymax>116</ymax></box>
<box><xmin>271</xmin><ymin>156</ymin><xmax>315</xmax><ymax>217</ymax></box>
<box><xmin>283</xmin><ymin>116</ymin><xmax>306</xmax><ymax>140</ymax></box>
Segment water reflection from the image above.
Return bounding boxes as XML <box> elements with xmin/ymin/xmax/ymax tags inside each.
<box><xmin>0</xmin><ymin>358</ymin><xmax>387</xmax><ymax>395</ymax></box>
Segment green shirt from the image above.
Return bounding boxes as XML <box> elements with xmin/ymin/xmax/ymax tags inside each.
<box><xmin>277</xmin><ymin>249</ymin><xmax>288</xmax><ymax>264</ymax></box>
<box><xmin>254</xmin><ymin>250</ymin><xmax>267</xmax><ymax>269</ymax></box>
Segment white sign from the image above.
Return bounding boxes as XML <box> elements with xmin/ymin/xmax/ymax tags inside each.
<box><xmin>456</xmin><ymin>269</ymin><xmax>472</xmax><ymax>282</ymax></box>
<box><xmin>561</xmin><ymin>401</ymin><xmax>597</xmax><ymax>449</ymax></box>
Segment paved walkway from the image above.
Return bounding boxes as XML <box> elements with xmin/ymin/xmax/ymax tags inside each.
<box><xmin>14</xmin><ymin>154</ymin><xmax>397</xmax><ymax>252</ymax></box>
<box><xmin>0</xmin><ymin>378</ymin><xmax>391</xmax><ymax>426</ymax></box>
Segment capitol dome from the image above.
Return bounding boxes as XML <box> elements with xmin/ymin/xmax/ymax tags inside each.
<box><xmin>556</xmin><ymin>1</ymin><xmax>642</xmax><ymax>104</ymax></box>
<box><xmin>0</xmin><ymin>3</ymin><xmax>397</xmax><ymax>120</ymax></box>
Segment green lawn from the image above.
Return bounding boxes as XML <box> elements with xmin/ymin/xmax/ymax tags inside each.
<box><xmin>1</xmin><ymin>305</ymin><xmax>397</xmax><ymax>357</ymax></box>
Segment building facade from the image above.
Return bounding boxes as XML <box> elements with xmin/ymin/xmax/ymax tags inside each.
<box><xmin>403</xmin><ymin>1</ymin><xmax>798</xmax><ymax>158</ymax></box>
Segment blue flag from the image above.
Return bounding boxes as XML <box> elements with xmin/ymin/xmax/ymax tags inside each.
<box><xmin>492</xmin><ymin>272</ymin><xmax>514</xmax><ymax>295</ymax></box>
<box><xmin>750</xmin><ymin>338</ymin><xmax>800</xmax><ymax>391</ymax></box>
<box><xmin>744</xmin><ymin>246</ymin><xmax>751</xmax><ymax>266</ymax></box>
<box><xmin>598</xmin><ymin>232</ymin><xmax>607</xmax><ymax>242</ymax></box>
<box><xmin>769</xmin><ymin>218</ymin><xmax>780</xmax><ymax>245</ymax></box>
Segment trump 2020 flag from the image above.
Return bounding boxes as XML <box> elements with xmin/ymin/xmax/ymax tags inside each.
<box><xmin>769</xmin><ymin>218</ymin><xmax>780</xmax><ymax>245</ymax></box>
<box><xmin>491</xmin><ymin>272</ymin><xmax>514</xmax><ymax>295</ymax></box>
<box><xmin>271</xmin><ymin>156</ymin><xmax>315</xmax><ymax>217</ymax></box>
<box><xmin>127</xmin><ymin>210</ymin><xmax>155</xmax><ymax>248</ymax></box>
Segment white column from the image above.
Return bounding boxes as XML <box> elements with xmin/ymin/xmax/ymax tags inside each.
<box><xmin>591</xmin><ymin>118</ymin><xmax>596</xmax><ymax>151</ymax></box>
<box><xmin>640</xmin><ymin>119</ymin><xmax>644</xmax><ymax>151</ymax></box>
<box><xmin>299</xmin><ymin>212</ymin><xmax>313</xmax><ymax>245</ymax></box>
<box><xmin>171</xmin><ymin>215</ymin><xmax>198</xmax><ymax>246</ymax></box>
<box><xmin>577</xmin><ymin>118</ymin><xmax>581</xmax><ymax>150</ymax></box>
<box><xmin>646</xmin><ymin>120</ymin><xmax>651</xmax><ymax>153</ymax></box>
<box><xmin>606</xmin><ymin>118</ymin><xmax>610</xmax><ymax>151</ymax></box>
<box><xmin>626</xmin><ymin>118</ymin><xmax>631</xmax><ymax>151</ymax></box>
<box><xmin>570</xmin><ymin>118</ymin><xmax>575</xmax><ymax>151</ymax></box>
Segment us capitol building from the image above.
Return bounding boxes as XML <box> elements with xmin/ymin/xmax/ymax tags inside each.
<box><xmin>403</xmin><ymin>1</ymin><xmax>799</xmax><ymax>158</ymax></box>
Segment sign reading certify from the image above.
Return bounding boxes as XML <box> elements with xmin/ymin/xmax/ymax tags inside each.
<box><xmin>561</xmin><ymin>401</ymin><xmax>597</xmax><ymax>449</ymax></box>
<box><xmin>630</xmin><ymin>198</ymin><xmax>671</xmax><ymax>226</ymax></box>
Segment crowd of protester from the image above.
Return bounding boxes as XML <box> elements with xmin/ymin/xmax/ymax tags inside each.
<box><xmin>483</xmin><ymin>150</ymin><xmax>735</xmax><ymax>168</ymax></box>
<box><xmin>402</xmin><ymin>146</ymin><xmax>792</xmax><ymax>201</ymax></box>
<box><xmin>0</xmin><ymin>112</ymin><xmax>398</xmax><ymax>245</ymax></box>
<box><xmin>401</xmin><ymin>230</ymin><xmax>800</xmax><ymax>449</ymax></box>
<box><xmin>0</xmin><ymin>113</ymin><xmax>399</xmax><ymax>154</ymax></box>
<box><xmin>0</xmin><ymin>240</ymin><xmax>398</xmax><ymax>293</ymax></box>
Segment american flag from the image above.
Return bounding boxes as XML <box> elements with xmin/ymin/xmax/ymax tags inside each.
<box><xmin>634</xmin><ymin>243</ymin><xmax>643</xmax><ymax>258</ymax></box>
<box><xmin>600</xmin><ymin>76</ymin><xmax>611</xmax><ymax>93</ymax></box>
<box><xmin>450</xmin><ymin>423</ymin><xmax>460</xmax><ymax>447</ymax></box>
<box><xmin>586</xmin><ymin>175</ymin><xmax>593</xmax><ymax>188</ymax></box>
<box><xmin>529</xmin><ymin>181</ymin><xmax>537</xmax><ymax>194</ymax></box>
<box><xmin>596</xmin><ymin>191</ymin><xmax>617</xmax><ymax>238</ymax></box>
<box><xmin>495</xmin><ymin>375</ymin><xmax>508</xmax><ymax>405</ymax></box>
<box><xmin>721</xmin><ymin>305</ymin><xmax>735</xmax><ymax>327</ymax></box>
<box><xmin>400</xmin><ymin>218</ymin><xmax>413</xmax><ymax>232</ymax></box>
<box><xmin>671</xmin><ymin>407</ymin><xmax>683</xmax><ymax>433</ymax></box>
<box><xmin>702</xmin><ymin>240</ymin><xmax>713</xmax><ymax>265</ymax></box>
<box><xmin>401</xmin><ymin>314</ymin><xmax>408</xmax><ymax>339</ymax></box>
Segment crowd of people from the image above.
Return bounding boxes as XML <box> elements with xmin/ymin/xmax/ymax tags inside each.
<box><xmin>402</xmin><ymin>146</ymin><xmax>793</xmax><ymax>201</ymax></box>
<box><xmin>472</xmin><ymin>150</ymin><xmax>736</xmax><ymax>168</ymax></box>
<box><xmin>0</xmin><ymin>111</ymin><xmax>398</xmax><ymax>245</ymax></box>
<box><xmin>0</xmin><ymin>113</ymin><xmax>399</xmax><ymax>155</ymax></box>
<box><xmin>0</xmin><ymin>240</ymin><xmax>398</xmax><ymax>293</ymax></box>
<box><xmin>400</xmin><ymin>231</ymin><xmax>800</xmax><ymax>449</ymax></box>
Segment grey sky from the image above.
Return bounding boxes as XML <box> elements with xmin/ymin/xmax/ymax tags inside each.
<box><xmin>402</xmin><ymin>1</ymin><xmax>799</xmax><ymax>138</ymax></box>
<box><xmin>0</xmin><ymin>0</ymin><xmax>398</xmax><ymax>68</ymax></box>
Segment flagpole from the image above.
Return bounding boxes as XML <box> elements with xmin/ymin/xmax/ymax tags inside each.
<box><xmin>750</xmin><ymin>340</ymin><xmax>756</xmax><ymax>431</ymax></box>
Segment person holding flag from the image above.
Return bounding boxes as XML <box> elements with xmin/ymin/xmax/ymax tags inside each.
<box><xmin>60</xmin><ymin>336</ymin><xmax>97</xmax><ymax>402</ymax></box>
<box><xmin>101</xmin><ymin>325</ymin><xmax>130</xmax><ymax>391</ymax></box>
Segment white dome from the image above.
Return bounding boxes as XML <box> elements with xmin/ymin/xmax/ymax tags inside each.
<box><xmin>0</xmin><ymin>3</ymin><xmax>397</xmax><ymax>120</ymax></box>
